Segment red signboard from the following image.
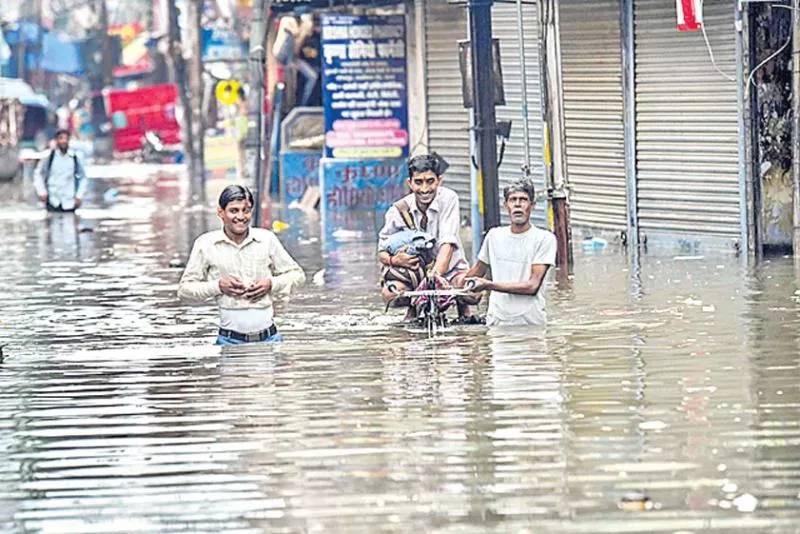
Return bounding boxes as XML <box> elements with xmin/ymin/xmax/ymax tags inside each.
<box><xmin>107</xmin><ymin>84</ymin><xmax>181</xmax><ymax>153</ymax></box>
<box><xmin>677</xmin><ymin>0</ymin><xmax>703</xmax><ymax>32</ymax></box>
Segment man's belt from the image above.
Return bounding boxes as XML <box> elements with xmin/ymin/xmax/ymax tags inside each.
<box><xmin>218</xmin><ymin>324</ymin><xmax>278</xmax><ymax>343</ymax></box>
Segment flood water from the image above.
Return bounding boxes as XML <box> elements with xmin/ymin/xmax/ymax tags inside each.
<box><xmin>1</xmin><ymin>166</ymin><xmax>800</xmax><ymax>533</ymax></box>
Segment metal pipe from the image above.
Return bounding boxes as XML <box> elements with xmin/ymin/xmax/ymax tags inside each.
<box><xmin>538</xmin><ymin>0</ymin><xmax>572</xmax><ymax>273</ymax></box>
<box><xmin>620</xmin><ymin>0</ymin><xmax>639</xmax><ymax>257</ymax></box>
<box><xmin>736</xmin><ymin>0</ymin><xmax>750</xmax><ymax>255</ymax></box>
<box><xmin>793</xmin><ymin>0</ymin><xmax>800</xmax><ymax>259</ymax></box>
<box><xmin>515</xmin><ymin>0</ymin><xmax>532</xmax><ymax>176</ymax></box>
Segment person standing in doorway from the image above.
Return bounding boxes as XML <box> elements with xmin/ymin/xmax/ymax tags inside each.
<box><xmin>33</xmin><ymin>129</ymin><xmax>87</xmax><ymax>213</ymax></box>
<box><xmin>178</xmin><ymin>185</ymin><xmax>306</xmax><ymax>345</ymax></box>
<box><xmin>464</xmin><ymin>179</ymin><xmax>557</xmax><ymax>327</ymax></box>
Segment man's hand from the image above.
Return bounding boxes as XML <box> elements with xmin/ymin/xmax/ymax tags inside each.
<box><xmin>465</xmin><ymin>277</ymin><xmax>491</xmax><ymax>292</ymax></box>
<box><xmin>392</xmin><ymin>252</ymin><xmax>420</xmax><ymax>270</ymax></box>
<box><xmin>74</xmin><ymin>197</ymin><xmax>82</xmax><ymax>208</ymax></box>
<box><xmin>219</xmin><ymin>276</ymin><xmax>247</xmax><ymax>297</ymax></box>
<box><xmin>38</xmin><ymin>193</ymin><xmax>48</xmax><ymax>202</ymax></box>
<box><xmin>244</xmin><ymin>279</ymin><xmax>273</xmax><ymax>301</ymax></box>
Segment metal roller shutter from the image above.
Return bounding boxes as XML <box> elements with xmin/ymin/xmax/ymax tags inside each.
<box><xmin>560</xmin><ymin>0</ymin><xmax>627</xmax><ymax>231</ymax></box>
<box><xmin>424</xmin><ymin>0</ymin><xmax>471</xmax><ymax>207</ymax></box>
<box><xmin>491</xmin><ymin>1</ymin><xmax>547</xmax><ymax>226</ymax></box>
<box><xmin>634</xmin><ymin>0</ymin><xmax>740</xmax><ymax>237</ymax></box>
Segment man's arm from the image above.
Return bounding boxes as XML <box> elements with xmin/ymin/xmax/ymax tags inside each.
<box><xmin>33</xmin><ymin>156</ymin><xmax>47</xmax><ymax>200</ymax></box>
<box><xmin>74</xmin><ymin>154</ymin><xmax>88</xmax><ymax>202</ymax></box>
<box><xmin>464</xmin><ymin>260</ymin><xmax>489</xmax><ymax>279</ymax></box>
<box><xmin>267</xmin><ymin>236</ymin><xmax>306</xmax><ymax>295</ymax></box>
<box><xmin>377</xmin><ymin>206</ymin><xmax>419</xmax><ymax>269</ymax></box>
<box><xmin>177</xmin><ymin>240</ymin><xmax>223</xmax><ymax>303</ymax></box>
<box><xmin>483</xmin><ymin>264</ymin><xmax>551</xmax><ymax>296</ymax></box>
<box><xmin>433</xmin><ymin>192</ymin><xmax>461</xmax><ymax>275</ymax></box>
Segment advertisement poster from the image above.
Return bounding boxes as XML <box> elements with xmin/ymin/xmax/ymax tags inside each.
<box><xmin>319</xmin><ymin>158</ymin><xmax>407</xmax><ymax>247</ymax></box>
<box><xmin>280</xmin><ymin>152</ymin><xmax>321</xmax><ymax>206</ymax></box>
<box><xmin>204</xmin><ymin>134</ymin><xmax>239</xmax><ymax>180</ymax></box>
<box><xmin>202</xmin><ymin>27</ymin><xmax>246</xmax><ymax>62</ymax></box>
<box><xmin>320</xmin><ymin>14</ymin><xmax>408</xmax><ymax>159</ymax></box>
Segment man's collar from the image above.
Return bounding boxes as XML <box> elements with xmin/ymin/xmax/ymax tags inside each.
<box><xmin>408</xmin><ymin>191</ymin><xmax>441</xmax><ymax>213</ymax></box>
<box><xmin>213</xmin><ymin>228</ymin><xmax>261</xmax><ymax>246</ymax></box>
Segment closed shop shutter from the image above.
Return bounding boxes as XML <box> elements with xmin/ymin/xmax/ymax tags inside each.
<box><xmin>634</xmin><ymin>0</ymin><xmax>740</xmax><ymax>237</ymax></box>
<box><xmin>560</xmin><ymin>0</ymin><xmax>627</xmax><ymax>231</ymax></box>
<box><xmin>424</xmin><ymin>0</ymin><xmax>471</xmax><ymax>210</ymax></box>
<box><xmin>491</xmin><ymin>1</ymin><xmax>547</xmax><ymax>226</ymax></box>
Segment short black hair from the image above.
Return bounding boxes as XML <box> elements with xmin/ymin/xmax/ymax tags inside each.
<box><xmin>503</xmin><ymin>179</ymin><xmax>536</xmax><ymax>202</ymax></box>
<box><xmin>407</xmin><ymin>152</ymin><xmax>448</xmax><ymax>178</ymax></box>
<box><xmin>55</xmin><ymin>129</ymin><xmax>70</xmax><ymax>138</ymax></box>
<box><xmin>219</xmin><ymin>185</ymin><xmax>254</xmax><ymax>209</ymax></box>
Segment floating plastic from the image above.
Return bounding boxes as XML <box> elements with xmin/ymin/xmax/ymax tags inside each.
<box><xmin>272</xmin><ymin>220</ymin><xmax>290</xmax><ymax>232</ymax></box>
<box><xmin>581</xmin><ymin>236</ymin><xmax>608</xmax><ymax>250</ymax></box>
<box><xmin>103</xmin><ymin>188</ymin><xmax>120</xmax><ymax>202</ymax></box>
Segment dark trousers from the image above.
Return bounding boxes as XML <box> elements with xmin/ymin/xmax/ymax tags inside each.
<box><xmin>46</xmin><ymin>204</ymin><xmax>76</xmax><ymax>213</ymax></box>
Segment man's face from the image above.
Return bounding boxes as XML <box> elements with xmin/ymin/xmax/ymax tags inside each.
<box><xmin>505</xmin><ymin>191</ymin><xmax>533</xmax><ymax>225</ymax></box>
<box><xmin>55</xmin><ymin>133</ymin><xmax>70</xmax><ymax>152</ymax></box>
<box><xmin>217</xmin><ymin>199</ymin><xmax>253</xmax><ymax>237</ymax></box>
<box><xmin>407</xmin><ymin>170</ymin><xmax>441</xmax><ymax>208</ymax></box>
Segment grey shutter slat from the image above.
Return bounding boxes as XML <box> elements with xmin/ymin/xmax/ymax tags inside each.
<box><xmin>560</xmin><ymin>0</ymin><xmax>627</xmax><ymax>231</ymax></box>
<box><xmin>634</xmin><ymin>0</ymin><xmax>740</xmax><ymax>237</ymax></box>
<box><xmin>425</xmin><ymin>0</ymin><xmax>471</xmax><ymax>211</ymax></box>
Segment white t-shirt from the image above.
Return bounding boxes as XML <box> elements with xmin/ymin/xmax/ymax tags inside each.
<box><xmin>477</xmin><ymin>225</ymin><xmax>557</xmax><ymax>326</ymax></box>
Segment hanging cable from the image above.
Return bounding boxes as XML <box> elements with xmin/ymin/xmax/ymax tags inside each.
<box><xmin>745</xmin><ymin>4</ymin><xmax>796</xmax><ymax>93</ymax></box>
<box><xmin>700</xmin><ymin>0</ymin><xmax>737</xmax><ymax>81</ymax></box>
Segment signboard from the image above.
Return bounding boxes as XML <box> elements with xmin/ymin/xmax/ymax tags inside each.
<box><xmin>109</xmin><ymin>22</ymin><xmax>153</xmax><ymax>77</ymax></box>
<box><xmin>204</xmin><ymin>134</ymin><xmax>239</xmax><ymax>180</ymax></box>
<box><xmin>215</xmin><ymin>79</ymin><xmax>242</xmax><ymax>105</ymax></box>
<box><xmin>202</xmin><ymin>27</ymin><xmax>246</xmax><ymax>62</ymax></box>
<box><xmin>319</xmin><ymin>158</ymin><xmax>407</xmax><ymax>247</ymax></box>
<box><xmin>280</xmin><ymin>151</ymin><xmax>321</xmax><ymax>206</ymax></box>
<box><xmin>677</xmin><ymin>0</ymin><xmax>702</xmax><ymax>31</ymax></box>
<box><xmin>321</xmin><ymin>14</ymin><xmax>409</xmax><ymax>159</ymax></box>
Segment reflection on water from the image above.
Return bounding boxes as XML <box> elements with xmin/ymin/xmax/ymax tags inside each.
<box><xmin>1</xmin><ymin>171</ymin><xmax>800</xmax><ymax>533</ymax></box>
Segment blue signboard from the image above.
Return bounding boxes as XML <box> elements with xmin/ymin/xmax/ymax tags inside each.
<box><xmin>202</xmin><ymin>27</ymin><xmax>246</xmax><ymax>62</ymax></box>
<box><xmin>320</xmin><ymin>14</ymin><xmax>409</xmax><ymax>159</ymax></box>
<box><xmin>319</xmin><ymin>158</ymin><xmax>407</xmax><ymax>246</ymax></box>
<box><xmin>280</xmin><ymin>151</ymin><xmax>321</xmax><ymax>206</ymax></box>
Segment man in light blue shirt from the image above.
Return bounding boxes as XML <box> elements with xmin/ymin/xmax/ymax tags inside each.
<box><xmin>33</xmin><ymin>129</ymin><xmax>87</xmax><ymax>213</ymax></box>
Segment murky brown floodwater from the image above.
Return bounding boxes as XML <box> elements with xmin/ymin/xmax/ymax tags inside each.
<box><xmin>1</xmin><ymin>166</ymin><xmax>800</xmax><ymax>533</ymax></box>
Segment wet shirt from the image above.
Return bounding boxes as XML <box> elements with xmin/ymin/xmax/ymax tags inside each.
<box><xmin>33</xmin><ymin>150</ymin><xmax>87</xmax><ymax>211</ymax></box>
<box><xmin>478</xmin><ymin>225</ymin><xmax>557</xmax><ymax>326</ymax></box>
<box><xmin>378</xmin><ymin>186</ymin><xmax>468</xmax><ymax>280</ymax></box>
<box><xmin>178</xmin><ymin>228</ymin><xmax>306</xmax><ymax>332</ymax></box>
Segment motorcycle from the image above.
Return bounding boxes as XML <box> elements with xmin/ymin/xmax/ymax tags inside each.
<box><xmin>139</xmin><ymin>131</ymin><xmax>177</xmax><ymax>163</ymax></box>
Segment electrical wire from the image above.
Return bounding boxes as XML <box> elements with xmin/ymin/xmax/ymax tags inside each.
<box><xmin>700</xmin><ymin>0</ymin><xmax>737</xmax><ymax>81</ymax></box>
<box><xmin>745</xmin><ymin>4</ymin><xmax>796</xmax><ymax>92</ymax></box>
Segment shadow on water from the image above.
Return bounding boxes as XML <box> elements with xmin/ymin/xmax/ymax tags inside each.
<box><xmin>1</xmin><ymin>167</ymin><xmax>800</xmax><ymax>533</ymax></box>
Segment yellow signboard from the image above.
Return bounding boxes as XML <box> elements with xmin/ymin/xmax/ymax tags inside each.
<box><xmin>215</xmin><ymin>80</ymin><xmax>242</xmax><ymax>106</ymax></box>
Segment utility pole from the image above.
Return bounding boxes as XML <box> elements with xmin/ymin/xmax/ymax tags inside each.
<box><xmin>167</xmin><ymin>0</ymin><xmax>195</xmax><ymax>181</ymax></box>
<box><xmin>246</xmin><ymin>0</ymin><xmax>269</xmax><ymax>227</ymax></box>
<box><xmin>97</xmin><ymin>0</ymin><xmax>112</xmax><ymax>88</ymax></box>
<box><xmin>188</xmin><ymin>0</ymin><xmax>206</xmax><ymax>203</ymax></box>
<box><xmin>469</xmin><ymin>0</ymin><xmax>501</xmax><ymax>233</ymax></box>
<box><xmin>538</xmin><ymin>0</ymin><xmax>572</xmax><ymax>273</ymax></box>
